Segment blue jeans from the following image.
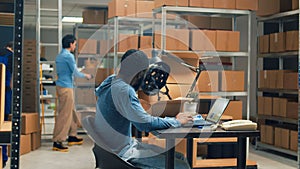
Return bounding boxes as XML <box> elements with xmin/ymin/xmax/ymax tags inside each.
<box><xmin>2</xmin><ymin>88</ymin><xmax>12</xmax><ymax>163</ymax></box>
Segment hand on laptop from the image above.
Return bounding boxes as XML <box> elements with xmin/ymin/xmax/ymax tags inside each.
<box><xmin>176</xmin><ymin>113</ymin><xmax>194</xmax><ymax>125</ymax></box>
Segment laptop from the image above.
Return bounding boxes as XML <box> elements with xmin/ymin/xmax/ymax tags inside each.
<box><xmin>183</xmin><ymin>98</ymin><xmax>230</xmax><ymax>127</ymax></box>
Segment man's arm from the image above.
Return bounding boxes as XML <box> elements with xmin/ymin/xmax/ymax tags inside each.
<box><xmin>66</xmin><ymin>55</ymin><xmax>92</xmax><ymax>79</ymax></box>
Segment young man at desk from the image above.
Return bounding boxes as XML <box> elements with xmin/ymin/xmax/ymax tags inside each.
<box><xmin>94</xmin><ymin>49</ymin><xmax>192</xmax><ymax>169</ymax></box>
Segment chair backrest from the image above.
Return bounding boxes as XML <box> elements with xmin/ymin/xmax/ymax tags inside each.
<box><xmin>82</xmin><ymin>115</ymin><xmax>138</xmax><ymax>169</ymax></box>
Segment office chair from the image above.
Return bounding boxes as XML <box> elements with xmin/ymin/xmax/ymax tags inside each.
<box><xmin>81</xmin><ymin>115</ymin><xmax>139</xmax><ymax>169</ymax></box>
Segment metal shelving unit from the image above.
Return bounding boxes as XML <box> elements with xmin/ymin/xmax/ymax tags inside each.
<box><xmin>73</xmin><ymin>23</ymin><xmax>107</xmax><ymax>110</ymax></box>
<box><xmin>152</xmin><ymin>6</ymin><xmax>253</xmax><ymax>169</ymax></box>
<box><xmin>256</xmin><ymin>142</ymin><xmax>297</xmax><ymax>157</ymax></box>
<box><xmin>256</xmin><ymin>8</ymin><xmax>299</xmax><ymax>159</ymax></box>
<box><xmin>153</xmin><ymin>6</ymin><xmax>252</xmax><ymax>120</ymax></box>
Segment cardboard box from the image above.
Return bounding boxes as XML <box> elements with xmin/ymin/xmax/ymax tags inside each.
<box><xmin>220</xmin><ymin>71</ymin><xmax>244</xmax><ymax>91</ymax></box>
<box><xmin>148</xmin><ymin>134</ymin><xmax>187</xmax><ymax>156</ymax></box>
<box><xmin>171</xmin><ymin>52</ymin><xmax>200</xmax><ymax>67</ymax></box>
<box><xmin>149</xmin><ymin>99</ymin><xmax>184</xmax><ymax>117</ymax></box>
<box><xmin>290</xmin><ymin>130</ymin><xmax>298</xmax><ymax>151</ymax></box>
<box><xmin>138</xmin><ymin>90</ymin><xmax>160</xmax><ymax>105</ymax></box>
<box><xmin>236</xmin><ymin>0</ymin><xmax>258</xmax><ymax>10</ymax></box>
<box><xmin>281</xmin><ymin>128</ymin><xmax>290</xmax><ymax>149</ymax></box>
<box><xmin>95</xmin><ymin>68</ymin><xmax>114</xmax><ymax>87</ymax></box>
<box><xmin>267</xmin><ymin>70</ymin><xmax>277</xmax><ymax>89</ymax></box>
<box><xmin>259</xmin><ymin>70</ymin><xmax>268</xmax><ymax>88</ymax></box>
<box><xmin>223</xmin><ymin>100</ymin><xmax>242</xmax><ymax>120</ymax></box>
<box><xmin>184</xmin><ymin>16</ymin><xmax>211</xmax><ymax>29</ymax></box>
<box><xmin>216</xmin><ymin>31</ymin><xmax>240</xmax><ymax>52</ymax></box>
<box><xmin>189</xmin><ymin>0</ymin><xmax>213</xmax><ymax>8</ymax></box>
<box><xmin>286</xmin><ymin>31</ymin><xmax>299</xmax><ymax>51</ymax></box>
<box><xmin>286</xmin><ymin>101</ymin><xmax>298</xmax><ymax>119</ymax></box>
<box><xmin>75</xmin><ymin>88</ymin><xmax>97</xmax><ymax>105</ymax></box>
<box><xmin>257</xmin><ymin>96</ymin><xmax>264</xmax><ymax>115</ymax></box>
<box><xmin>154</xmin><ymin>0</ymin><xmax>189</xmax><ymax>8</ymax></box>
<box><xmin>20</xmin><ymin>134</ymin><xmax>31</xmax><ymax>155</ymax></box>
<box><xmin>292</xmin><ymin>0</ymin><xmax>299</xmax><ymax>10</ymax></box>
<box><xmin>283</xmin><ymin>72</ymin><xmax>298</xmax><ymax>90</ymax></box>
<box><xmin>272</xmin><ymin>97</ymin><xmax>280</xmax><ymax>116</ymax></box>
<box><xmin>264</xmin><ymin>97</ymin><xmax>273</xmax><ymax>116</ymax></box>
<box><xmin>197</xmin><ymin>71</ymin><xmax>219</xmax><ymax>92</ymax></box>
<box><xmin>259</xmin><ymin>35</ymin><xmax>270</xmax><ymax>54</ymax></box>
<box><xmin>78</xmin><ymin>39</ymin><xmax>97</xmax><ymax>54</ymax></box>
<box><xmin>108</xmin><ymin>0</ymin><xmax>136</xmax><ymax>18</ymax></box>
<box><xmin>99</xmin><ymin>39</ymin><xmax>113</xmax><ymax>56</ymax></box>
<box><xmin>164</xmin><ymin>84</ymin><xmax>192</xmax><ymax>100</ymax></box>
<box><xmin>270</xmin><ymin>32</ymin><xmax>285</xmax><ymax>53</ymax></box>
<box><xmin>31</xmin><ymin>131</ymin><xmax>41</xmax><ymax>151</ymax></box>
<box><xmin>261</xmin><ymin>125</ymin><xmax>274</xmax><ymax>145</ymax></box>
<box><xmin>139</xmin><ymin>36</ymin><xmax>152</xmax><ymax>49</ymax></box>
<box><xmin>0</xmin><ymin>64</ymin><xmax>5</xmax><ymax>126</ymax></box>
<box><xmin>22</xmin><ymin>113</ymin><xmax>39</xmax><ymax>135</ymax></box>
<box><xmin>136</xmin><ymin>1</ymin><xmax>155</xmax><ymax>18</ymax></box>
<box><xmin>155</xmin><ymin>29</ymin><xmax>189</xmax><ymax>50</ymax></box>
<box><xmin>274</xmin><ymin>127</ymin><xmax>290</xmax><ymax>149</ymax></box>
<box><xmin>279</xmin><ymin>98</ymin><xmax>288</xmax><ymax>117</ymax></box>
<box><xmin>213</xmin><ymin>0</ymin><xmax>236</xmax><ymax>9</ymax></box>
<box><xmin>82</xmin><ymin>9</ymin><xmax>107</xmax><ymax>24</ymax></box>
<box><xmin>8</xmin><ymin>134</ymin><xmax>32</xmax><ymax>156</ymax></box>
<box><xmin>257</xmin><ymin>0</ymin><xmax>280</xmax><ymax>16</ymax></box>
<box><xmin>274</xmin><ymin>127</ymin><xmax>281</xmax><ymax>147</ymax></box>
<box><xmin>190</xmin><ymin>30</ymin><xmax>216</xmax><ymax>51</ymax></box>
<box><xmin>118</xmin><ymin>34</ymin><xmax>139</xmax><ymax>52</ymax></box>
<box><xmin>276</xmin><ymin>70</ymin><xmax>293</xmax><ymax>89</ymax></box>
<box><xmin>210</xmin><ymin>17</ymin><xmax>232</xmax><ymax>30</ymax></box>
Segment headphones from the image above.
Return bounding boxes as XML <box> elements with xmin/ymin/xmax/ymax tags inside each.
<box><xmin>141</xmin><ymin>61</ymin><xmax>170</xmax><ymax>96</ymax></box>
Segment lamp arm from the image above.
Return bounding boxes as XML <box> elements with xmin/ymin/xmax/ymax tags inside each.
<box><xmin>159</xmin><ymin>85</ymin><xmax>172</xmax><ymax>100</ymax></box>
<box><xmin>186</xmin><ymin>65</ymin><xmax>203</xmax><ymax>98</ymax></box>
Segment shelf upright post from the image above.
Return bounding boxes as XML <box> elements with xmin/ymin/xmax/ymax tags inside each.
<box><xmin>161</xmin><ymin>7</ymin><xmax>167</xmax><ymax>53</ymax></box>
<box><xmin>10</xmin><ymin>0</ymin><xmax>24</xmax><ymax>168</ymax></box>
<box><xmin>113</xmin><ymin>17</ymin><xmax>119</xmax><ymax>70</ymax></box>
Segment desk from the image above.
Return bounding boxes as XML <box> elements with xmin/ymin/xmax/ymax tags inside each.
<box><xmin>0</xmin><ymin>121</ymin><xmax>11</xmax><ymax>144</ymax></box>
<box><xmin>152</xmin><ymin>127</ymin><xmax>259</xmax><ymax>169</ymax></box>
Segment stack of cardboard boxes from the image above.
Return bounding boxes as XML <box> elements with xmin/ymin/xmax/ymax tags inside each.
<box><xmin>22</xmin><ymin>40</ymin><xmax>39</xmax><ymax>112</ymax></box>
<box><xmin>260</xmin><ymin>124</ymin><xmax>297</xmax><ymax>152</ymax></box>
<box><xmin>8</xmin><ymin>113</ymin><xmax>41</xmax><ymax>156</ymax></box>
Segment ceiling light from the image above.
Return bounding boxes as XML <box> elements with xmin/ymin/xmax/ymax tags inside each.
<box><xmin>62</xmin><ymin>16</ymin><xmax>83</xmax><ymax>23</ymax></box>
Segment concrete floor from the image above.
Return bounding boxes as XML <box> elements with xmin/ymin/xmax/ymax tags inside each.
<box><xmin>3</xmin><ymin>134</ymin><xmax>297</xmax><ymax>169</ymax></box>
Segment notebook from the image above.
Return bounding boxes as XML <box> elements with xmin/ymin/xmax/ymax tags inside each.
<box><xmin>183</xmin><ymin>98</ymin><xmax>230</xmax><ymax>127</ymax></box>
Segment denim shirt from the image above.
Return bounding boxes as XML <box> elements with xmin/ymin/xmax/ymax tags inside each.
<box><xmin>94</xmin><ymin>75</ymin><xmax>181</xmax><ymax>155</ymax></box>
<box><xmin>55</xmin><ymin>49</ymin><xmax>85</xmax><ymax>88</ymax></box>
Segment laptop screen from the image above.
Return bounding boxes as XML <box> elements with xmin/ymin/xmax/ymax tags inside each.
<box><xmin>206</xmin><ymin>98</ymin><xmax>230</xmax><ymax>124</ymax></box>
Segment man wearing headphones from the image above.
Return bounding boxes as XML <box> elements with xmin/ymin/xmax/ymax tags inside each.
<box><xmin>94</xmin><ymin>49</ymin><xmax>192</xmax><ymax>169</ymax></box>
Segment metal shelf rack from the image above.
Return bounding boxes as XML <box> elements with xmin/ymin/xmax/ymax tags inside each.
<box><xmin>152</xmin><ymin>6</ymin><xmax>252</xmax><ymax>120</ymax></box>
<box><xmin>256</xmin><ymin>142</ymin><xmax>297</xmax><ymax>157</ymax></box>
<box><xmin>256</xmin><ymin>7</ymin><xmax>300</xmax><ymax>160</ymax></box>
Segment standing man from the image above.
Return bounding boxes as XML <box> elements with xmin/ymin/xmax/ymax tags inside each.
<box><xmin>0</xmin><ymin>42</ymin><xmax>13</xmax><ymax>168</ymax></box>
<box><xmin>53</xmin><ymin>34</ymin><xmax>92</xmax><ymax>152</ymax></box>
